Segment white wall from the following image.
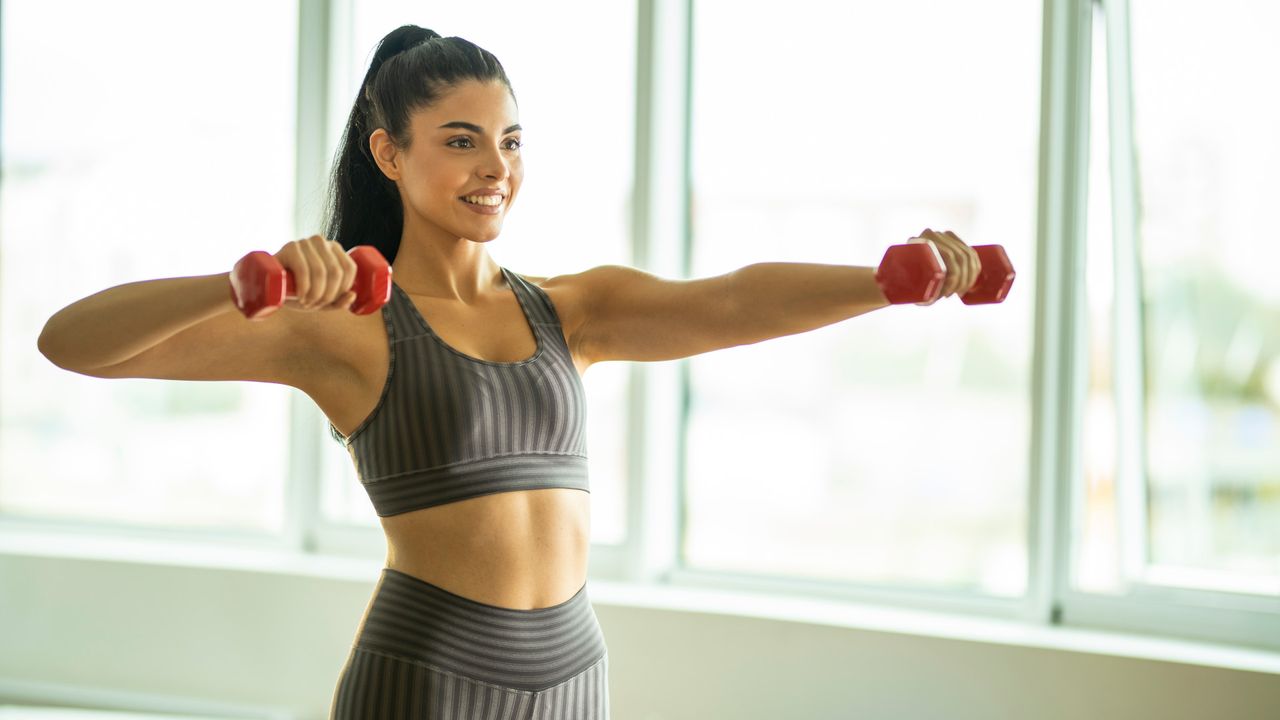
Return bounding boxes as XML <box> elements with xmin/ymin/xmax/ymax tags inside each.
<box><xmin>2</xmin><ymin>551</ymin><xmax>1278</xmax><ymax>720</ymax></box>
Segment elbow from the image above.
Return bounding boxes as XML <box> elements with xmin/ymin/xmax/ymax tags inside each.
<box><xmin>37</xmin><ymin>336</ymin><xmax>67</xmax><ymax>371</ymax></box>
<box><xmin>37</xmin><ymin>324</ymin><xmax>59</xmax><ymax>365</ymax></box>
<box><xmin>37</xmin><ymin>320</ymin><xmax>75</xmax><ymax>371</ymax></box>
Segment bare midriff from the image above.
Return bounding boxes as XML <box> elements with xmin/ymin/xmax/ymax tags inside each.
<box><xmin>379</xmin><ymin>486</ymin><xmax>591</xmax><ymax>611</ymax></box>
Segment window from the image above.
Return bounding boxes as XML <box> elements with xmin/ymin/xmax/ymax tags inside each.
<box><xmin>1078</xmin><ymin>0</ymin><xmax>1280</xmax><ymax>598</ymax></box>
<box><xmin>2</xmin><ymin>0</ymin><xmax>298</xmax><ymax>533</ymax></box>
<box><xmin>683</xmin><ymin>0</ymin><xmax>1041</xmax><ymax>597</ymax></box>
<box><xmin>319</xmin><ymin>1</ymin><xmax>637</xmax><ymax>544</ymax></box>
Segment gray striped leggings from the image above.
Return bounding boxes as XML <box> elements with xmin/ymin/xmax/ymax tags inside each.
<box><xmin>330</xmin><ymin>567</ymin><xmax>610</xmax><ymax>719</ymax></box>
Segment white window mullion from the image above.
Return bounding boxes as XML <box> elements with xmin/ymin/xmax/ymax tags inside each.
<box><xmin>1102</xmin><ymin>0</ymin><xmax>1150</xmax><ymax>593</ymax></box>
<box><xmin>622</xmin><ymin>0</ymin><xmax>691</xmax><ymax>585</ymax></box>
<box><xmin>1025</xmin><ymin>0</ymin><xmax>1094</xmax><ymax>628</ymax></box>
<box><xmin>286</xmin><ymin>0</ymin><xmax>337</xmax><ymax>556</ymax></box>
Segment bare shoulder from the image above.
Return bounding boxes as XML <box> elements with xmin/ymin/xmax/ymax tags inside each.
<box><xmin>510</xmin><ymin>270</ymin><xmax>587</xmax><ymax>333</ymax></box>
<box><xmin>508</xmin><ymin>268</ymin><xmax>601</xmax><ymax>369</ymax></box>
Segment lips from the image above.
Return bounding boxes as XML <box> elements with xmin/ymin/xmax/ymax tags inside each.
<box><xmin>459</xmin><ymin>196</ymin><xmax>502</xmax><ymax>214</ymax></box>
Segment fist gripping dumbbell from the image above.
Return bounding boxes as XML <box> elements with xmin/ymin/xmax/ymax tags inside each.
<box><xmin>229</xmin><ymin>245</ymin><xmax>393</xmax><ymax>320</ymax></box>
<box><xmin>875</xmin><ymin>241</ymin><xmax>1015</xmax><ymax>305</ymax></box>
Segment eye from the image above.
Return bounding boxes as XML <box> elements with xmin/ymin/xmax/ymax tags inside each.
<box><xmin>447</xmin><ymin>137</ymin><xmax>524</xmax><ymax>151</ymax></box>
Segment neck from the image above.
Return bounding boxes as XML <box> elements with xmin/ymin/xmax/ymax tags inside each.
<box><xmin>390</xmin><ymin>216</ymin><xmax>504</xmax><ymax>304</ymax></box>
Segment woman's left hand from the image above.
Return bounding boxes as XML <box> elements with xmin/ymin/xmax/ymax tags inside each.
<box><xmin>909</xmin><ymin>228</ymin><xmax>982</xmax><ymax>306</ymax></box>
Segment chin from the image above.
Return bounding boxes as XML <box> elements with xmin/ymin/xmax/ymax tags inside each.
<box><xmin>464</xmin><ymin>229</ymin><xmax>503</xmax><ymax>243</ymax></box>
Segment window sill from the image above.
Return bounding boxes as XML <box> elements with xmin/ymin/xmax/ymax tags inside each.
<box><xmin>589</xmin><ymin>573</ymin><xmax>1280</xmax><ymax>677</ymax></box>
<box><xmin>2</xmin><ymin>524</ymin><xmax>1278</xmax><ymax>677</ymax></box>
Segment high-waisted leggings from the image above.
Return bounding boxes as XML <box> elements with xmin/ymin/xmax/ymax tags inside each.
<box><xmin>330</xmin><ymin>567</ymin><xmax>610</xmax><ymax>719</ymax></box>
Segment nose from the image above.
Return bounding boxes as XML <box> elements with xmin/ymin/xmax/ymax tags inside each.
<box><xmin>477</xmin><ymin>143</ymin><xmax>512</xmax><ymax>181</ymax></box>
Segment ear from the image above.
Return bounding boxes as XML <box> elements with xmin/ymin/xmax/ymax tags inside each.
<box><xmin>368</xmin><ymin>128</ymin><xmax>402</xmax><ymax>182</ymax></box>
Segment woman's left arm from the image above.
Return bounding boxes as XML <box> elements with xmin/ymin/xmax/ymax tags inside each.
<box><xmin>567</xmin><ymin>228</ymin><xmax>980</xmax><ymax>365</ymax></box>
<box><xmin>569</xmin><ymin>262</ymin><xmax>891</xmax><ymax>365</ymax></box>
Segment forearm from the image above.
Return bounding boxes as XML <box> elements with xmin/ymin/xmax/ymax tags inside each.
<box><xmin>727</xmin><ymin>262</ymin><xmax>891</xmax><ymax>345</ymax></box>
<box><xmin>38</xmin><ymin>272</ymin><xmax>237</xmax><ymax>371</ymax></box>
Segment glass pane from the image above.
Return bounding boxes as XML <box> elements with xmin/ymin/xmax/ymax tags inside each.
<box><xmin>1128</xmin><ymin>0</ymin><xmax>1279</xmax><ymax>593</ymax></box>
<box><xmin>684</xmin><ymin>0</ymin><xmax>1040</xmax><ymax>596</ymax></box>
<box><xmin>3</xmin><ymin>1</ymin><xmax>298</xmax><ymax>532</ymax></box>
<box><xmin>324</xmin><ymin>2</ymin><xmax>636</xmax><ymax>544</ymax></box>
<box><xmin>1078</xmin><ymin>1</ymin><xmax>1122</xmax><ymax>594</ymax></box>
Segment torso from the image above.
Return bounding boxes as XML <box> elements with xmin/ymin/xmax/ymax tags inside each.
<box><xmin>291</xmin><ymin>270</ymin><xmax>594</xmax><ymax>611</ymax></box>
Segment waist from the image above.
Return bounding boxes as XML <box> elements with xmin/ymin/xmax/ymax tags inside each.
<box><xmin>381</xmin><ymin>487</ymin><xmax>591</xmax><ymax>609</ymax></box>
<box><xmin>353</xmin><ymin>566</ymin><xmax>607</xmax><ymax>692</ymax></box>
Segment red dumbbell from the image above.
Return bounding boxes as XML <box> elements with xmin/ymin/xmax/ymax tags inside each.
<box><xmin>229</xmin><ymin>245</ymin><xmax>393</xmax><ymax>320</ymax></box>
<box><xmin>875</xmin><ymin>241</ymin><xmax>1015</xmax><ymax>305</ymax></box>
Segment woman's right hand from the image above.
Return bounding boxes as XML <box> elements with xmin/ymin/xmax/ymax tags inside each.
<box><xmin>273</xmin><ymin>234</ymin><xmax>358</xmax><ymax>312</ymax></box>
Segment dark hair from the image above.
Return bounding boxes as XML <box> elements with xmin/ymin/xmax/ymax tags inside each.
<box><xmin>322</xmin><ymin>25</ymin><xmax>515</xmax><ymax>448</ymax></box>
<box><xmin>321</xmin><ymin>24</ymin><xmax>515</xmax><ymax>265</ymax></box>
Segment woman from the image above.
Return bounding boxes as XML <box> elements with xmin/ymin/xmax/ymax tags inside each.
<box><xmin>37</xmin><ymin>23</ymin><xmax>982</xmax><ymax>720</ymax></box>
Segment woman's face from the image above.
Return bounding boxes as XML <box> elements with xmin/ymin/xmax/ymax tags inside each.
<box><xmin>370</xmin><ymin>79</ymin><xmax>523</xmax><ymax>244</ymax></box>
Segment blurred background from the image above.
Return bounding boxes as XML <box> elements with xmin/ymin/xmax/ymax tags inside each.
<box><xmin>1</xmin><ymin>0</ymin><xmax>1277</xmax><ymax>718</ymax></box>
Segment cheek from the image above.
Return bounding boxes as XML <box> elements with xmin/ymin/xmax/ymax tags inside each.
<box><xmin>402</xmin><ymin>182</ymin><xmax>455</xmax><ymax>219</ymax></box>
<box><xmin>418</xmin><ymin>171</ymin><xmax>458</xmax><ymax>203</ymax></box>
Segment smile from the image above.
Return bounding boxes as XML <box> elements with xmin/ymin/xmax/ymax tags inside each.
<box><xmin>459</xmin><ymin>196</ymin><xmax>503</xmax><ymax>215</ymax></box>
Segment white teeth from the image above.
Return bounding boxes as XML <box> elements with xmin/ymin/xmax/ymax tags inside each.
<box><xmin>462</xmin><ymin>195</ymin><xmax>503</xmax><ymax>206</ymax></box>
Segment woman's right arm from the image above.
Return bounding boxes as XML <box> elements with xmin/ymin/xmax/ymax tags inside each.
<box><xmin>37</xmin><ymin>237</ymin><xmax>358</xmax><ymax>386</ymax></box>
<box><xmin>37</xmin><ymin>272</ymin><xmax>309</xmax><ymax>385</ymax></box>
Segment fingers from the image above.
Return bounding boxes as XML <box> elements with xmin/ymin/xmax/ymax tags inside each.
<box><xmin>943</xmin><ymin>230</ymin><xmax>981</xmax><ymax>297</ymax></box>
<box><xmin>279</xmin><ymin>235</ymin><xmax>357</xmax><ymax>310</ymax></box>
<box><xmin>318</xmin><ymin>236</ymin><xmax>357</xmax><ymax>309</ymax></box>
<box><xmin>915</xmin><ymin>228</ymin><xmax>981</xmax><ymax>301</ymax></box>
<box><xmin>907</xmin><ymin>233</ymin><xmax>945</xmax><ymax>306</ymax></box>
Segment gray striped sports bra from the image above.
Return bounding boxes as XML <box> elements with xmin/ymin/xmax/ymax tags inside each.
<box><xmin>328</xmin><ymin>267</ymin><xmax>589</xmax><ymax>517</ymax></box>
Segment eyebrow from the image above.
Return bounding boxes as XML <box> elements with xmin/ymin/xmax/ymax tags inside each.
<box><xmin>438</xmin><ymin>121</ymin><xmax>522</xmax><ymax>135</ymax></box>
